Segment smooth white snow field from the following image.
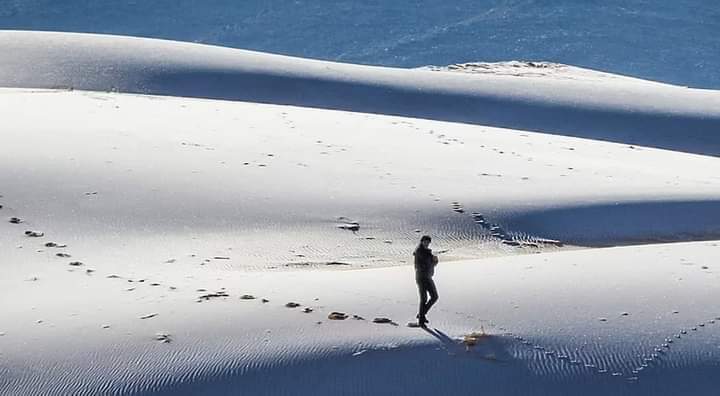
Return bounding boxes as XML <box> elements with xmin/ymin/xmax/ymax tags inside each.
<box><xmin>1</xmin><ymin>31</ymin><xmax>720</xmax><ymax>396</ymax></box>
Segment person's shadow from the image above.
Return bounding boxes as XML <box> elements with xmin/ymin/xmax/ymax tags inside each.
<box><xmin>422</xmin><ymin>327</ymin><xmax>512</xmax><ymax>362</ymax></box>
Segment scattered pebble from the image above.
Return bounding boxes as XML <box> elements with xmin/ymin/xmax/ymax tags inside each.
<box><xmin>198</xmin><ymin>291</ymin><xmax>229</xmax><ymax>301</ymax></box>
<box><xmin>240</xmin><ymin>294</ymin><xmax>256</xmax><ymax>300</ymax></box>
<box><xmin>106</xmin><ymin>275</ymin><xmax>121</xmax><ymax>279</ymax></box>
<box><xmin>337</xmin><ymin>222</ymin><xmax>360</xmax><ymax>232</ymax></box>
<box><xmin>155</xmin><ymin>333</ymin><xmax>172</xmax><ymax>343</ymax></box>
<box><xmin>56</xmin><ymin>253</ymin><xmax>71</xmax><ymax>258</ymax></box>
<box><xmin>68</xmin><ymin>261</ymin><xmax>84</xmax><ymax>266</ymax></box>
<box><xmin>303</xmin><ymin>307</ymin><xmax>314</xmax><ymax>313</ymax></box>
<box><xmin>328</xmin><ymin>312</ymin><xmax>348</xmax><ymax>320</ymax></box>
<box><xmin>372</xmin><ymin>317</ymin><xmax>397</xmax><ymax>326</ymax></box>
<box><xmin>139</xmin><ymin>313</ymin><xmax>158</xmax><ymax>320</ymax></box>
<box><xmin>85</xmin><ymin>269</ymin><xmax>94</xmax><ymax>274</ymax></box>
<box><xmin>352</xmin><ymin>315</ymin><xmax>365</xmax><ymax>320</ymax></box>
<box><xmin>621</xmin><ymin>312</ymin><xmax>629</xmax><ymax>316</ymax></box>
<box><xmin>9</xmin><ymin>217</ymin><xmax>22</xmax><ymax>224</ymax></box>
<box><xmin>213</xmin><ymin>256</ymin><xmax>230</xmax><ymax>260</ymax></box>
<box><xmin>261</xmin><ymin>298</ymin><xmax>269</xmax><ymax>303</ymax></box>
<box><xmin>101</xmin><ymin>324</ymin><xmax>111</xmax><ymax>329</ymax></box>
<box><xmin>285</xmin><ymin>302</ymin><xmax>301</xmax><ymax>308</ymax></box>
<box><xmin>24</xmin><ymin>230</ymin><xmax>44</xmax><ymax>237</ymax></box>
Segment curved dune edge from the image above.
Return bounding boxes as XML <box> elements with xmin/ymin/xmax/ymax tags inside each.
<box><xmin>1</xmin><ymin>88</ymin><xmax>719</xmax><ymax>264</ymax></box>
<box><xmin>1</xmin><ymin>30</ymin><xmax>720</xmax><ymax>156</ymax></box>
<box><xmin>2</xmin><ymin>241</ymin><xmax>720</xmax><ymax>395</ymax></box>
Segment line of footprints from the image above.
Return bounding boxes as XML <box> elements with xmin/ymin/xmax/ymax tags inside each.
<box><xmin>450</xmin><ymin>201</ymin><xmax>564</xmax><ymax>248</ymax></box>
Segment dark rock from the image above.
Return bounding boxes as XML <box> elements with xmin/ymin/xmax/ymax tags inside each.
<box><xmin>198</xmin><ymin>291</ymin><xmax>230</xmax><ymax>301</ymax></box>
<box><xmin>328</xmin><ymin>312</ymin><xmax>348</xmax><ymax>320</ymax></box>
<box><xmin>372</xmin><ymin>317</ymin><xmax>398</xmax><ymax>325</ymax></box>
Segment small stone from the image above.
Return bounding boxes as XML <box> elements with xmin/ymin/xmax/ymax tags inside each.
<box><xmin>45</xmin><ymin>242</ymin><xmax>58</xmax><ymax>248</ymax></box>
<box><xmin>106</xmin><ymin>275</ymin><xmax>121</xmax><ymax>279</ymax></box>
<box><xmin>285</xmin><ymin>302</ymin><xmax>301</xmax><ymax>308</ymax></box>
<box><xmin>197</xmin><ymin>291</ymin><xmax>229</xmax><ymax>301</ymax></box>
<box><xmin>337</xmin><ymin>223</ymin><xmax>360</xmax><ymax>232</ymax></box>
<box><xmin>155</xmin><ymin>333</ymin><xmax>172</xmax><ymax>343</ymax></box>
<box><xmin>352</xmin><ymin>315</ymin><xmax>365</xmax><ymax>320</ymax></box>
<box><xmin>261</xmin><ymin>298</ymin><xmax>269</xmax><ymax>303</ymax></box>
<box><xmin>9</xmin><ymin>217</ymin><xmax>22</xmax><ymax>224</ymax></box>
<box><xmin>372</xmin><ymin>317</ymin><xmax>397</xmax><ymax>325</ymax></box>
<box><xmin>328</xmin><ymin>312</ymin><xmax>348</xmax><ymax>320</ymax></box>
<box><xmin>85</xmin><ymin>269</ymin><xmax>94</xmax><ymax>274</ymax></box>
<box><xmin>68</xmin><ymin>261</ymin><xmax>83</xmax><ymax>266</ymax></box>
<box><xmin>598</xmin><ymin>317</ymin><xmax>608</xmax><ymax>322</ymax></box>
<box><xmin>240</xmin><ymin>294</ymin><xmax>256</xmax><ymax>300</ymax></box>
<box><xmin>24</xmin><ymin>230</ymin><xmax>44</xmax><ymax>237</ymax></box>
<box><xmin>302</xmin><ymin>307</ymin><xmax>313</xmax><ymax>313</ymax></box>
<box><xmin>56</xmin><ymin>253</ymin><xmax>71</xmax><ymax>258</ymax></box>
<box><xmin>213</xmin><ymin>256</ymin><xmax>230</xmax><ymax>260</ymax></box>
<box><xmin>101</xmin><ymin>324</ymin><xmax>110</xmax><ymax>329</ymax></box>
<box><xmin>139</xmin><ymin>313</ymin><xmax>158</xmax><ymax>320</ymax></box>
<box><xmin>621</xmin><ymin>312</ymin><xmax>629</xmax><ymax>316</ymax></box>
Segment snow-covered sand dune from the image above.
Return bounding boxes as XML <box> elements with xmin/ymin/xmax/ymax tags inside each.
<box><xmin>2</xmin><ymin>31</ymin><xmax>720</xmax><ymax>395</ymax></box>
<box><xmin>2</xmin><ymin>240</ymin><xmax>720</xmax><ymax>395</ymax></box>
<box><xmin>1</xmin><ymin>31</ymin><xmax>720</xmax><ymax>156</ymax></box>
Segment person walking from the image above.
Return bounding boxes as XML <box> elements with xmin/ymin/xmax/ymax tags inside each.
<box><xmin>414</xmin><ymin>235</ymin><xmax>438</xmax><ymax>327</ymax></box>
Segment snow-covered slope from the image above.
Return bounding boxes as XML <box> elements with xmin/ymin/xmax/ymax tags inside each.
<box><xmin>1</xmin><ymin>31</ymin><xmax>720</xmax><ymax>156</ymax></box>
<box><xmin>2</xmin><ymin>31</ymin><xmax>720</xmax><ymax>396</ymax></box>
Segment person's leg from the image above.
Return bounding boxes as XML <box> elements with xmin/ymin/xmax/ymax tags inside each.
<box><xmin>417</xmin><ymin>278</ymin><xmax>428</xmax><ymax>320</ymax></box>
<box><xmin>424</xmin><ymin>278</ymin><xmax>439</xmax><ymax>315</ymax></box>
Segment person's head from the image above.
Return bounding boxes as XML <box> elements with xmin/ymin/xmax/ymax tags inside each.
<box><xmin>420</xmin><ymin>235</ymin><xmax>431</xmax><ymax>248</ymax></box>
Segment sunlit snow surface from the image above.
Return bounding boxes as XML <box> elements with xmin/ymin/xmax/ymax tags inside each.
<box><xmin>1</xmin><ymin>32</ymin><xmax>720</xmax><ymax>395</ymax></box>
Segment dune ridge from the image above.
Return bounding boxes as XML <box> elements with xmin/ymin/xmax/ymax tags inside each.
<box><xmin>1</xmin><ymin>30</ymin><xmax>720</xmax><ymax>156</ymax></box>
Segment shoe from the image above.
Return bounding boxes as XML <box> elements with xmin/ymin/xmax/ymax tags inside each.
<box><xmin>419</xmin><ymin>316</ymin><xmax>429</xmax><ymax>327</ymax></box>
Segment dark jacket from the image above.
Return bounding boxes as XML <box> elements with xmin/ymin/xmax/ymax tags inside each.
<box><xmin>414</xmin><ymin>245</ymin><xmax>436</xmax><ymax>279</ymax></box>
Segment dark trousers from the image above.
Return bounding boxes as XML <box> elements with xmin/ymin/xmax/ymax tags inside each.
<box><xmin>416</xmin><ymin>276</ymin><xmax>439</xmax><ymax>319</ymax></box>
